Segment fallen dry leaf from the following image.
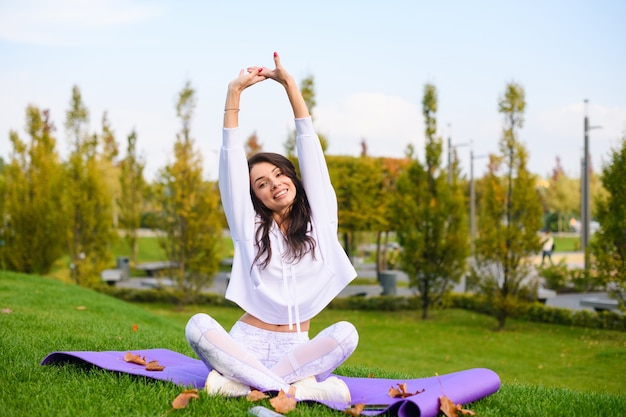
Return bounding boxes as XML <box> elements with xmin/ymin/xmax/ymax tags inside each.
<box><xmin>269</xmin><ymin>388</ymin><xmax>297</xmax><ymax>414</ymax></box>
<box><xmin>131</xmin><ymin>324</ymin><xmax>139</xmax><ymax>332</ymax></box>
<box><xmin>388</xmin><ymin>382</ymin><xmax>425</xmax><ymax>398</ymax></box>
<box><xmin>145</xmin><ymin>360</ymin><xmax>165</xmax><ymax>371</ymax></box>
<box><xmin>124</xmin><ymin>352</ymin><xmax>147</xmax><ymax>366</ymax></box>
<box><xmin>439</xmin><ymin>395</ymin><xmax>476</xmax><ymax>417</ymax></box>
<box><xmin>171</xmin><ymin>389</ymin><xmax>199</xmax><ymax>409</ymax></box>
<box><xmin>1</xmin><ymin>308</ymin><xmax>12</xmax><ymax>314</ymax></box>
<box><xmin>247</xmin><ymin>390</ymin><xmax>269</xmax><ymax>401</ymax></box>
<box><xmin>343</xmin><ymin>403</ymin><xmax>365</xmax><ymax>416</ymax></box>
<box><xmin>76</xmin><ymin>306</ymin><xmax>87</xmax><ymax>311</ymax></box>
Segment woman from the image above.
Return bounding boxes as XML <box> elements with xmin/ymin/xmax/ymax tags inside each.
<box><xmin>185</xmin><ymin>52</ymin><xmax>358</xmax><ymax>404</ymax></box>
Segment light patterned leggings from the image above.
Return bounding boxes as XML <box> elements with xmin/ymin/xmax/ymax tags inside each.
<box><xmin>185</xmin><ymin>313</ymin><xmax>358</xmax><ymax>392</ymax></box>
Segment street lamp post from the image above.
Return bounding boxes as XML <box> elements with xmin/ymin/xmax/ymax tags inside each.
<box><xmin>581</xmin><ymin>99</ymin><xmax>601</xmax><ymax>272</ymax></box>
<box><xmin>447</xmin><ymin>131</ymin><xmax>469</xmax><ymax>185</ymax></box>
<box><xmin>470</xmin><ymin>143</ymin><xmax>487</xmax><ymax>255</ymax></box>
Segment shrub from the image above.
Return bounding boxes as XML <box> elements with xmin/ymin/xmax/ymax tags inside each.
<box><xmin>537</xmin><ymin>260</ymin><xmax>569</xmax><ymax>291</ymax></box>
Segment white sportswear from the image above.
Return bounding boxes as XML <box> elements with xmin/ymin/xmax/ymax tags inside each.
<box><xmin>218</xmin><ymin>118</ymin><xmax>357</xmax><ymax>331</ymax></box>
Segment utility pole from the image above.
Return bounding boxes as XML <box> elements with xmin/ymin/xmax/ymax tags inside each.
<box><xmin>582</xmin><ymin>100</ymin><xmax>590</xmax><ymax>270</ymax></box>
<box><xmin>582</xmin><ymin>99</ymin><xmax>601</xmax><ymax>273</ymax></box>
<box><xmin>447</xmin><ymin>125</ymin><xmax>469</xmax><ymax>185</ymax></box>
<box><xmin>470</xmin><ymin>144</ymin><xmax>487</xmax><ymax>255</ymax></box>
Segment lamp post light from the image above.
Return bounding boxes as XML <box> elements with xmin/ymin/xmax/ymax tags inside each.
<box><xmin>447</xmin><ymin>130</ymin><xmax>469</xmax><ymax>185</ymax></box>
<box><xmin>470</xmin><ymin>143</ymin><xmax>487</xmax><ymax>255</ymax></box>
<box><xmin>581</xmin><ymin>99</ymin><xmax>602</xmax><ymax>272</ymax></box>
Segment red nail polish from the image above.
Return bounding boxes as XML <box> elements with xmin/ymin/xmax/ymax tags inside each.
<box><xmin>274</xmin><ymin>52</ymin><xmax>278</xmax><ymax>57</ymax></box>
<box><xmin>258</xmin><ymin>68</ymin><xmax>262</xmax><ymax>72</ymax></box>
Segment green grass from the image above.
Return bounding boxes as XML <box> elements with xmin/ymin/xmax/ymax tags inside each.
<box><xmin>553</xmin><ymin>235</ymin><xmax>581</xmax><ymax>252</ymax></box>
<box><xmin>111</xmin><ymin>236</ymin><xmax>234</xmax><ymax>264</ymax></box>
<box><xmin>1</xmin><ymin>271</ymin><xmax>625</xmax><ymax>416</ymax></box>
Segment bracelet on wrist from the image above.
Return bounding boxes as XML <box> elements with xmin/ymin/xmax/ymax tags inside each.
<box><xmin>224</xmin><ymin>108</ymin><xmax>240</xmax><ymax>112</ymax></box>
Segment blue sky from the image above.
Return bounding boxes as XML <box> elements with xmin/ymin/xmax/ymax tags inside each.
<box><xmin>1</xmin><ymin>0</ymin><xmax>625</xmax><ymax>181</ymax></box>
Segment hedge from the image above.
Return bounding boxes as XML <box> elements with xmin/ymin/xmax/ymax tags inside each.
<box><xmin>97</xmin><ymin>285</ymin><xmax>625</xmax><ymax>332</ymax></box>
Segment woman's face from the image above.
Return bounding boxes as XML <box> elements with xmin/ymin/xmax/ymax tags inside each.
<box><xmin>249</xmin><ymin>161</ymin><xmax>296</xmax><ymax>215</ymax></box>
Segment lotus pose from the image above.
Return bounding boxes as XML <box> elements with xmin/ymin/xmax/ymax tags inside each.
<box><xmin>185</xmin><ymin>52</ymin><xmax>358</xmax><ymax>404</ymax></box>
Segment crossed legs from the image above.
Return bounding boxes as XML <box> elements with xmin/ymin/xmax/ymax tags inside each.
<box><xmin>185</xmin><ymin>313</ymin><xmax>358</xmax><ymax>392</ymax></box>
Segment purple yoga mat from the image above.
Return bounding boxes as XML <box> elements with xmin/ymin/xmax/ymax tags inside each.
<box><xmin>41</xmin><ymin>348</ymin><xmax>500</xmax><ymax>417</ymax></box>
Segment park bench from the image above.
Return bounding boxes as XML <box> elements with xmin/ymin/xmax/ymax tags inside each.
<box><xmin>134</xmin><ymin>261</ymin><xmax>177</xmax><ymax>277</ymax></box>
<box><xmin>101</xmin><ymin>269</ymin><xmax>124</xmax><ymax>285</ymax></box>
<box><xmin>580</xmin><ymin>297</ymin><xmax>619</xmax><ymax>312</ymax></box>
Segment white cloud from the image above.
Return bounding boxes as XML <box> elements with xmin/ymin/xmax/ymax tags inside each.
<box><xmin>0</xmin><ymin>0</ymin><xmax>163</xmax><ymax>46</ymax></box>
<box><xmin>530</xmin><ymin>101</ymin><xmax>626</xmax><ymax>175</ymax></box>
<box><xmin>315</xmin><ymin>92</ymin><xmax>424</xmax><ymax>157</ymax></box>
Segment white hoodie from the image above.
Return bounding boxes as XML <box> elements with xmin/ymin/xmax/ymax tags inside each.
<box><xmin>218</xmin><ymin>118</ymin><xmax>357</xmax><ymax>332</ymax></box>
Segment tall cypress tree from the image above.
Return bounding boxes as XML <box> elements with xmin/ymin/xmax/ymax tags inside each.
<box><xmin>394</xmin><ymin>83</ymin><xmax>469</xmax><ymax>319</ymax></box>
<box><xmin>154</xmin><ymin>81</ymin><xmax>223</xmax><ymax>299</ymax></box>
<box><xmin>118</xmin><ymin>129</ymin><xmax>145</xmax><ymax>265</ymax></box>
<box><xmin>62</xmin><ymin>86</ymin><xmax>116</xmax><ymax>286</ymax></box>
<box><xmin>472</xmin><ymin>82</ymin><xmax>543</xmax><ymax>329</ymax></box>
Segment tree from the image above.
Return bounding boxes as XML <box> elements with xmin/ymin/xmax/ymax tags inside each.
<box><xmin>0</xmin><ymin>107</ymin><xmax>65</xmax><ymax>273</ymax></box>
<box><xmin>154</xmin><ymin>81</ymin><xmax>224</xmax><ymax>299</ymax></box>
<box><xmin>394</xmin><ymin>83</ymin><xmax>469</xmax><ymax>319</ymax></box>
<box><xmin>245</xmin><ymin>131</ymin><xmax>263</xmax><ymax>158</ymax></box>
<box><xmin>62</xmin><ymin>86</ymin><xmax>116</xmax><ymax>286</ymax></box>
<box><xmin>284</xmin><ymin>75</ymin><xmax>328</xmax><ymax>158</ymax></box>
<box><xmin>541</xmin><ymin>158</ymin><xmax>580</xmax><ymax>232</ymax></box>
<box><xmin>472</xmin><ymin>82</ymin><xmax>543</xmax><ymax>330</ymax></box>
<box><xmin>118</xmin><ymin>129</ymin><xmax>146</xmax><ymax>264</ymax></box>
<box><xmin>590</xmin><ymin>133</ymin><xmax>626</xmax><ymax>311</ymax></box>
<box><xmin>99</xmin><ymin>112</ymin><xmax>121</xmax><ymax>228</ymax></box>
<box><xmin>327</xmin><ymin>155</ymin><xmax>382</xmax><ymax>259</ymax></box>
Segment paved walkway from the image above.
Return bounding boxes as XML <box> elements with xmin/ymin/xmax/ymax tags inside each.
<box><xmin>115</xmin><ymin>251</ymin><xmax>608</xmax><ymax>312</ymax></box>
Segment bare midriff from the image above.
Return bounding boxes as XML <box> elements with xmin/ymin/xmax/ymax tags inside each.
<box><xmin>240</xmin><ymin>313</ymin><xmax>310</xmax><ymax>333</ymax></box>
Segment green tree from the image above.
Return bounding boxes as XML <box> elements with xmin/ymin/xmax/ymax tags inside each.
<box><xmin>375</xmin><ymin>156</ymin><xmax>410</xmax><ymax>274</ymax></box>
<box><xmin>0</xmin><ymin>107</ymin><xmax>65</xmax><ymax>273</ymax></box>
<box><xmin>284</xmin><ymin>75</ymin><xmax>328</xmax><ymax>158</ymax></box>
<box><xmin>327</xmin><ymin>155</ymin><xmax>382</xmax><ymax>259</ymax></box>
<box><xmin>590</xmin><ymin>133</ymin><xmax>626</xmax><ymax>311</ymax></box>
<box><xmin>99</xmin><ymin>112</ymin><xmax>121</xmax><ymax>228</ymax></box>
<box><xmin>118</xmin><ymin>129</ymin><xmax>145</xmax><ymax>264</ymax></box>
<box><xmin>472</xmin><ymin>82</ymin><xmax>543</xmax><ymax>330</ymax></box>
<box><xmin>62</xmin><ymin>86</ymin><xmax>116</xmax><ymax>286</ymax></box>
<box><xmin>154</xmin><ymin>81</ymin><xmax>223</xmax><ymax>299</ymax></box>
<box><xmin>394</xmin><ymin>83</ymin><xmax>469</xmax><ymax>319</ymax></box>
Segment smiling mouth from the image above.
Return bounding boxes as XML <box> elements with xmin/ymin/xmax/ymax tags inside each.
<box><xmin>274</xmin><ymin>189</ymin><xmax>288</xmax><ymax>199</ymax></box>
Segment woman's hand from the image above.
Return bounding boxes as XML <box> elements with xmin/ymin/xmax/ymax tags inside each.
<box><xmin>254</xmin><ymin>52</ymin><xmax>309</xmax><ymax>118</ymax></box>
<box><xmin>228</xmin><ymin>67</ymin><xmax>267</xmax><ymax>94</ymax></box>
<box><xmin>253</xmin><ymin>52</ymin><xmax>295</xmax><ymax>88</ymax></box>
<box><xmin>224</xmin><ymin>67</ymin><xmax>266</xmax><ymax>128</ymax></box>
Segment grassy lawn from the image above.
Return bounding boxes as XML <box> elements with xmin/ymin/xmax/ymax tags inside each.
<box><xmin>2</xmin><ymin>271</ymin><xmax>624</xmax><ymax>416</ymax></box>
<box><xmin>553</xmin><ymin>235</ymin><xmax>581</xmax><ymax>252</ymax></box>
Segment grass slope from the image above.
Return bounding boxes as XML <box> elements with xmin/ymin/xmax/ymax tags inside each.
<box><xmin>1</xmin><ymin>271</ymin><xmax>624</xmax><ymax>417</ymax></box>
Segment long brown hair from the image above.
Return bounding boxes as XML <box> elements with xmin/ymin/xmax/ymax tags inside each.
<box><xmin>247</xmin><ymin>152</ymin><xmax>316</xmax><ymax>268</ymax></box>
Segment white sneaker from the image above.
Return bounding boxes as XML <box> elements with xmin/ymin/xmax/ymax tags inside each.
<box><xmin>205</xmin><ymin>370</ymin><xmax>250</xmax><ymax>397</ymax></box>
<box><xmin>291</xmin><ymin>376</ymin><xmax>351</xmax><ymax>404</ymax></box>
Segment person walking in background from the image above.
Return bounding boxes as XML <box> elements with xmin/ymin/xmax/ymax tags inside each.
<box><xmin>541</xmin><ymin>230</ymin><xmax>554</xmax><ymax>266</ymax></box>
<box><xmin>184</xmin><ymin>52</ymin><xmax>358</xmax><ymax>404</ymax></box>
